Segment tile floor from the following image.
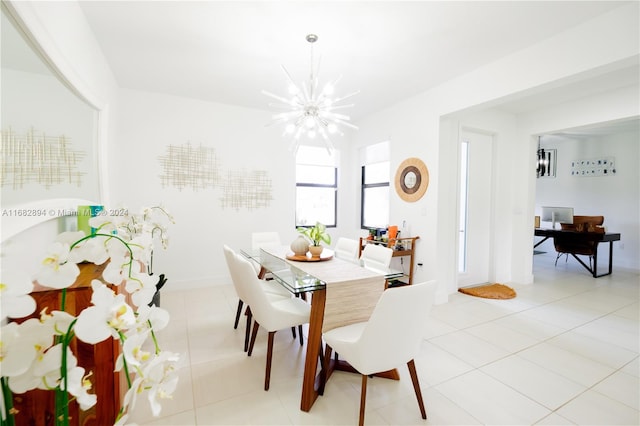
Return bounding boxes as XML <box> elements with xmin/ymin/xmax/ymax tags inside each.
<box><xmin>130</xmin><ymin>252</ymin><xmax>639</xmax><ymax>425</ymax></box>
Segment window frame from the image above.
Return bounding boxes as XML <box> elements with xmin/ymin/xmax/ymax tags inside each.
<box><xmin>295</xmin><ymin>162</ymin><xmax>338</xmax><ymax>228</ymax></box>
<box><xmin>360</xmin><ymin>163</ymin><xmax>390</xmax><ymax>230</ymax></box>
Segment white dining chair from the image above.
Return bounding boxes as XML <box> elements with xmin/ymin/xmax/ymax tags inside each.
<box><xmin>333</xmin><ymin>237</ymin><xmax>360</xmax><ymax>263</ymax></box>
<box><xmin>223</xmin><ymin>245</ymin><xmax>292</xmax><ymax>351</ymax></box>
<box><xmin>234</xmin><ymin>252</ymin><xmax>311</xmax><ymax>391</ymax></box>
<box><xmin>251</xmin><ymin>231</ymin><xmax>281</xmax><ymax>251</ymax></box>
<box><xmin>250</xmin><ymin>231</ymin><xmax>292</xmax><ymax>284</ymax></box>
<box><xmin>322</xmin><ymin>281</ymin><xmax>437</xmax><ymax>426</ymax></box>
<box><xmin>359</xmin><ymin>243</ymin><xmax>393</xmax><ymax>272</ymax></box>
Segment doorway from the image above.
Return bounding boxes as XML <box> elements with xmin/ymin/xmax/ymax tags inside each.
<box><xmin>458</xmin><ymin>128</ymin><xmax>494</xmax><ymax>287</ymax></box>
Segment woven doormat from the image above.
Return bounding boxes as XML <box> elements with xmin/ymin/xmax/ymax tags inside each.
<box><xmin>459</xmin><ymin>283</ymin><xmax>516</xmax><ymax>299</ymax></box>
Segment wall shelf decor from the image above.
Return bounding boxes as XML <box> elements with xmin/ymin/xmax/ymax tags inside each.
<box><xmin>571</xmin><ymin>157</ymin><xmax>616</xmax><ymax>177</ymax></box>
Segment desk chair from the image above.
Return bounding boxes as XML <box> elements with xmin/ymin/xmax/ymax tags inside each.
<box><xmin>554</xmin><ymin>216</ymin><xmax>605</xmax><ymax>268</ymax></box>
<box><xmin>334</xmin><ymin>237</ymin><xmax>360</xmax><ymax>263</ymax></box>
<box><xmin>234</xmin><ymin>252</ymin><xmax>310</xmax><ymax>391</ymax></box>
<box><xmin>323</xmin><ymin>281</ymin><xmax>437</xmax><ymax>426</ymax></box>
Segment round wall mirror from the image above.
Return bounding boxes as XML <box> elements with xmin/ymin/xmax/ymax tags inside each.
<box><xmin>395</xmin><ymin>158</ymin><xmax>429</xmax><ymax>202</ymax></box>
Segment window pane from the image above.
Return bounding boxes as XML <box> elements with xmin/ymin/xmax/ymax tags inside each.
<box><xmin>296</xmin><ymin>165</ymin><xmax>336</xmax><ymax>185</ymax></box>
<box><xmin>296</xmin><ymin>187</ymin><xmax>336</xmax><ymax>226</ymax></box>
<box><xmin>362</xmin><ymin>186</ymin><xmax>389</xmax><ymax>229</ymax></box>
<box><xmin>364</xmin><ymin>161</ymin><xmax>390</xmax><ymax>184</ymax></box>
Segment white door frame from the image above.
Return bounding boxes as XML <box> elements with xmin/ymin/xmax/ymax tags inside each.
<box><xmin>457</xmin><ymin>126</ymin><xmax>497</xmax><ymax>288</ymax></box>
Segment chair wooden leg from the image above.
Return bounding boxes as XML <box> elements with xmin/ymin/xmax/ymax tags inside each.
<box><xmin>265</xmin><ymin>331</ymin><xmax>276</xmax><ymax>391</ymax></box>
<box><xmin>244</xmin><ymin>307</ymin><xmax>252</xmax><ymax>352</ymax></box>
<box><xmin>319</xmin><ymin>343</ymin><xmax>332</xmax><ymax>395</ymax></box>
<box><xmin>407</xmin><ymin>359</ymin><xmax>427</xmax><ymax>420</ymax></box>
<box><xmin>298</xmin><ymin>324</ymin><xmax>304</xmax><ymax>346</ymax></box>
<box><xmin>234</xmin><ymin>299</ymin><xmax>243</xmax><ymax>329</ymax></box>
<box><xmin>247</xmin><ymin>320</ymin><xmax>260</xmax><ymax>356</ymax></box>
<box><xmin>359</xmin><ymin>374</ymin><xmax>368</xmax><ymax>426</ymax></box>
<box><xmin>291</xmin><ymin>326</ymin><xmax>296</xmax><ymax>339</ymax></box>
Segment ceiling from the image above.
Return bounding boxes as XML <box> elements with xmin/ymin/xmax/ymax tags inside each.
<box><xmin>75</xmin><ymin>1</ymin><xmax>637</xmax><ymax>122</ymax></box>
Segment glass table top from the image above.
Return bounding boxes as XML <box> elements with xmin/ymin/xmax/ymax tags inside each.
<box><xmin>240</xmin><ymin>247</ymin><xmax>403</xmax><ymax>295</ymax></box>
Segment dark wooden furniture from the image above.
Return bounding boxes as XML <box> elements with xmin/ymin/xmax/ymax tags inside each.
<box><xmin>11</xmin><ymin>263</ymin><xmax>122</xmax><ymax>426</ymax></box>
<box><xmin>358</xmin><ymin>236</ymin><xmax>419</xmax><ymax>285</ymax></box>
<box><xmin>534</xmin><ymin>228</ymin><xmax>621</xmax><ymax>277</ymax></box>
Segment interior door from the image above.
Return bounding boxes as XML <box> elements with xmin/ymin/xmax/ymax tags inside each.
<box><xmin>458</xmin><ymin>129</ymin><xmax>494</xmax><ymax>287</ymax></box>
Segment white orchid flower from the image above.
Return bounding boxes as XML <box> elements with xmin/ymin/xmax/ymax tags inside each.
<box><xmin>132</xmin><ymin>305</ymin><xmax>170</xmax><ymax>335</ymax></box>
<box><xmin>74</xmin><ymin>281</ymin><xmax>136</xmax><ymax>345</ymax></box>
<box><xmin>1</xmin><ymin>316</ymin><xmax>55</xmax><ymax>381</ymax></box>
<box><xmin>7</xmin><ymin>337</ymin><xmax>66</xmax><ymax>394</ymax></box>
<box><xmin>0</xmin><ymin>268</ymin><xmax>36</xmax><ymax>321</ymax></box>
<box><xmin>128</xmin><ymin>234</ymin><xmax>153</xmax><ymax>265</ymax></box>
<box><xmin>122</xmin><ymin>331</ymin><xmax>152</xmax><ymax>368</ymax></box>
<box><xmin>67</xmin><ymin>235</ymin><xmax>110</xmax><ymax>265</ymax></box>
<box><xmin>125</xmin><ymin>271</ymin><xmax>157</xmax><ymax>307</ymax></box>
<box><xmin>101</xmin><ymin>253</ymin><xmax>130</xmax><ymax>285</ymax></box>
<box><xmin>41</xmin><ymin>310</ymin><xmax>76</xmax><ymax>336</ymax></box>
<box><xmin>143</xmin><ymin>351</ymin><xmax>180</xmax><ymax>416</ymax></box>
<box><xmin>33</xmin><ymin>343</ymin><xmax>73</xmax><ymax>390</ymax></box>
<box><xmin>33</xmin><ymin>242</ymin><xmax>80</xmax><ymax>289</ymax></box>
<box><xmin>119</xmin><ymin>350</ymin><xmax>180</xmax><ymax>417</ymax></box>
<box><xmin>0</xmin><ymin>323</ymin><xmax>27</xmax><ymax>376</ymax></box>
<box><xmin>65</xmin><ymin>366</ymin><xmax>97</xmax><ymax>410</ymax></box>
<box><xmin>120</xmin><ymin>375</ymin><xmax>144</xmax><ymax>417</ymax></box>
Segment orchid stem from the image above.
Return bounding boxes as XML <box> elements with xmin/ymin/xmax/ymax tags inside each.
<box><xmin>1</xmin><ymin>377</ymin><xmax>15</xmax><ymax>426</ymax></box>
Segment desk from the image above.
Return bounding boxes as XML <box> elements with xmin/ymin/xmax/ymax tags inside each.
<box><xmin>241</xmin><ymin>247</ymin><xmax>402</xmax><ymax>412</ymax></box>
<box><xmin>534</xmin><ymin>228</ymin><xmax>621</xmax><ymax>278</ymax></box>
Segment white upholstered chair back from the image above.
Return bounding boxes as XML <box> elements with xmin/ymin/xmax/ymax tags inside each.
<box><xmin>251</xmin><ymin>232</ymin><xmax>281</xmax><ymax>250</ymax></box>
<box><xmin>359</xmin><ymin>244</ymin><xmax>393</xmax><ymax>272</ymax></box>
<box><xmin>334</xmin><ymin>280</ymin><xmax>437</xmax><ymax>374</ymax></box>
<box><xmin>333</xmin><ymin>237</ymin><xmax>360</xmax><ymax>263</ymax></box>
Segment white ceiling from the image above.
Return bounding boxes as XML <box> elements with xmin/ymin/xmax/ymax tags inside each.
<box><xmin>76</xmin><ymin>1</ymin><xmax>636</xmax><ymax>121</ymax></box>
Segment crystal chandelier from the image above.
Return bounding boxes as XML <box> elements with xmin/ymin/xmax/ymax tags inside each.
<box><xmin>262</xmin><ymin>34</ymin><xmax>359</xmax><ymax>154</ymax></box>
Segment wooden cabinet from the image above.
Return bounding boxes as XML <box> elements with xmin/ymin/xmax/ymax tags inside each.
<box><xmin>11</xmin><ymin>263</ymin><xmax>121</xmax><ymax>426</ymax></box>
<box><xmin>359</xmin><ymin>236</ymin><xmax>419</xmax><ymax>286</ymax></box>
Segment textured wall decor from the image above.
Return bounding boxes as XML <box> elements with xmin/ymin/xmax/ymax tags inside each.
<box><xmin>158</xmin><ymin>142</ymin><xmax>273</xmax><ymax>210</ymax></box>
<box><xmin>571</xmin><ymin>157</ymin><xmax>616</xmax><ymax>177</ymax></box>
<box><xmin>0</xmin><ymin>127</ymin><xmax>86</xmax><ymax>189</ymax></box>
<box><xmin>158</xmin><ymin>142</ymin><xmax>221</xmax><ymax>190</ymax></box>
<box><xmin>220</xmin><ymin>169</ymin><xmax>273</xmax><ymax>211</ymax></box>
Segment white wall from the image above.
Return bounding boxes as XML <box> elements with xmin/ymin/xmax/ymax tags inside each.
<box><xmin>3</xmin><ymin>1</ymin><xmax>638</xmax><ymax>298</ymax></box>
<box><xmin>113</xmin><ymin>89</ymin><xmax>295</xmax><ymax>288</ymax></box>
<box><xmin>113</xmin><ymin>88</ymin><xmax>367</xmax><ymax>288</ymax></box>
<box><xmin>351</xmin><ymin>3</ymin><xmax>638</xmax><ymax>302</ymax></box>
<box><xmin>534</xmin><ymin>127</ymin><xmax>639</xmax><ymax>270</ymax></box>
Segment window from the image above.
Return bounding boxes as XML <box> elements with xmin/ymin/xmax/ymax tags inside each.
<box><xmin>295</xmin><ymin>146</ymin><xmax>338</xmax><ymax>227</ymax></box>
<box><xmin>360</xmin><ymin>141</ymin><xmax>390</xmax><ymax>229</ymax></box>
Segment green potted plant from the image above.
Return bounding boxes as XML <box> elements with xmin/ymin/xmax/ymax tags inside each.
<box><xmin>297</xmin><ymin>222</ymin><xmax>331</xmax><ymax>257</ymax></box>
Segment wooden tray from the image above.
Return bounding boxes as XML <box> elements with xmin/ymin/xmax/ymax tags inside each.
<box><xmin>286</xmin><ymin>249</ymin><xmax>334</xmax><ymax>262</ymax></box>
